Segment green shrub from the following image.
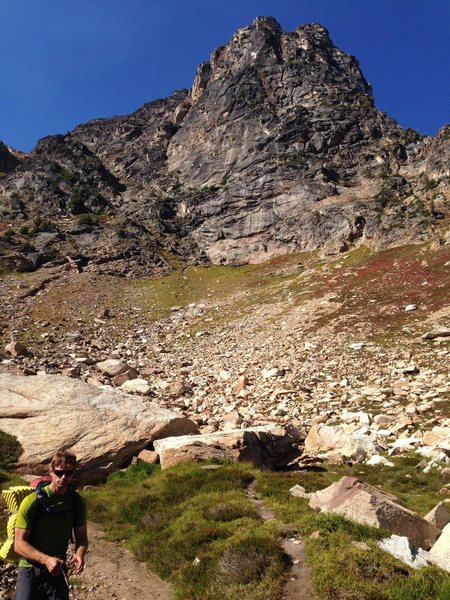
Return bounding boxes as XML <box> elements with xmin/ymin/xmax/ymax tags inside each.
<box><xmin>203</xmin><ymin>499</ymin><xmax>256</xmax><ymax>522</ymax></box>
<box><xmin>31</xmin><ymin>216</ymin><xmax>55</xmax><ymax>234</ymax></box>
<box><xmin>69</xmin><ymin>189</ymin><xmax>87</xmax><ymax>214</ymax></box>
<box><xmin>422</xmin><ymin>176</ymin><xmax>439</xmax><ymax>192</ymax></box>
<box><xmin>0</xmin><ymin>431</ymin><xmax>22</xmax><ymax>469</ymax></box>
<box><xmin>1</xmin><ymin>229</ymin><xmax>15</xmax><ymax>241</ymax></box>
<box><xmin>216</xmin><ymin>536</ymin><xmax>286</xmax><ymax>585</ymax></box>
<box><xmin>77</xmin><ymin>213</ymin><xmax>95</xmax><ymax>226</ymax></box>
<box><xmin>18</xmin><ymin>242</ymin><xmax>36</xmax><ymax>253</ymax></box>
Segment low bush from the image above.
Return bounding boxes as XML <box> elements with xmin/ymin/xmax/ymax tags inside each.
<box><xmin>18</xmin><ymin>242</ymin><xmax>36</xmax><ymax>253</ymax></box>
<box><xmin>0</xmin><ymin>431</ymin><xmax>22</xmax><ymax>469</ymax></box>
<box><xmin>31</xmin><ymin>216</ymin><xmax>55</xmax><ymax>233</ymax></box>
<box><xmin>77</xmin><ymin>213</ymin><xmax>95</xmax><ymax>226</ymax></box>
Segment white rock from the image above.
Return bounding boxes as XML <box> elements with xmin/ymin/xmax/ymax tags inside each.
<box><xmin>218</xmin><ymin>370</ymin><xmax>231</xmax><ymax>380</ymax></box>
<box><xmin>424</xmin><ymin>501</ymin><xmax>450</xmax><ymax>530</ymax></box>
<box><xmin>303</xmin><ymin>342</ymin><xmax>316</xmax><ymax>350</ymax></box>
<box><xmin>95</xmin><ymin>358</ymin><xmax>130</xmax><ymax>377</ymax></box>
<box><xmin>289</xmin><ymin>484</ymin><xmax>312</xmax><ymax>499</ymax></box>
<box><xmin>262</xmin><ymin>367</ymin><xmax>283</xmax><ymax>379</ymax></box>
<box><xmin>366</xmin><ymin>455</ymin><xmax>395</xmax><ymax>467</ymax></box>
<box><xmin>404</xmin><ymin>304</ymin><xmax>418</xmax><ymax>312</ymax></box>
<box><xmin>349</xmin><ymin>342</ymin><xmax>365</xmax><ymax>350</ymax></box>
<box><xmin>423</xmin><ymin>427</ymin><xmax>450</xmax><ymax>447</ymax></box>
<box><xmin>378</xmin><ymin>535</ymin><xmax>432</xmax><ymax>569</ymax></box>
<box><xmin>375</xmin><ymin>429</ymin><xmax>393</xmax><ymax>438</ymax></box>
<box><xmin>120</xmin><ymin>378</ymin><xmax>151</xmax><ymax>394</ymax></box>
<box><xmin>389</xmin><ymin>437</ymin><xmax>422</xmax><ymax>450</ymax></box>
<box><xmin>360</xmin><ymin>386</ymin><xmax>381</xmax><ymax>397</ymax></box>
<box><xmin>430</xmin><ymin>522</ymin><xmax>450</xmax><ymax>560</ymax></box>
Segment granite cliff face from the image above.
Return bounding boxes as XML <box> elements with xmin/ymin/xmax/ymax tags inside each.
<box><xmin>0</xmin><ymin>17</ymin><xmax>448</xmax><ymax>274</ymax></box>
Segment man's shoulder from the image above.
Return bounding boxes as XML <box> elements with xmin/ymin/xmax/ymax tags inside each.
<box><xmin>16</xmin><ymin>491</ymin><xmax>38</xmax><ymax>528</ymax></box>
<box><xmin>18</xmin><ymin>490</ymin><xmax>38</xmax><ymax>512</ymax></box>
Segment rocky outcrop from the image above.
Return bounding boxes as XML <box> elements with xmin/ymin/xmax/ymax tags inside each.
<box><xmin>308</xmin><ymin>476</ymin><xmax>441</xmax><ymax>549</ymax></box>
<box><xmin>0</xmin><ymin>142</ymin><xmax>20</xmax><ymax>174</ymax></box>
<box><xmin>0</xmin><ymin>17</ymin><xmax>448</xmax><ymax>275</ymax></box>
<box><xmin>0</xmin><ymin>370</ymin><xmax>198</xmax><ymax>481</ymax></box>
<box><xmin>153</xmin><ymin>425</ymin><xmax>303</xmax><ymax>469</ymax></box>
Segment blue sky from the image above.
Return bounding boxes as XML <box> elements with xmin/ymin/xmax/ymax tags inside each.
<box><xmin>1</xmin><ymin>0</ymin><xmax>449</xmax><ymax>152</ymax></box>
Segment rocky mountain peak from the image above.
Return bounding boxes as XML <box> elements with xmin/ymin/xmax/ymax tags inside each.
<box><xmin>0</xmin><ymin>18</ymin><xmax>448</xmax><ymax>275</ymax></box>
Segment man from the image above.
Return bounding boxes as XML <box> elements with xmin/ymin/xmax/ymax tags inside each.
<box><xmin>14</xmin><ymin>450</ymin><xmax>88</xmax><ymax>600</ymax></box>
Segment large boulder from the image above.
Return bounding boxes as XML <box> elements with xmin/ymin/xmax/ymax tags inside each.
<box><xmin>153</xmin><ymin>425</ymin><xmax>303</xmax><ymax>470</ymax></box>
<box><xmin>0</xmin><ymin>370</ymin><xmax>198</xmax><ymax>482</ymax></box>
<box><xmin>304</xmin><ymin>424</ymin><xmax>379</xmax><ymax>462</ymax></box>
<box><xmin>309</xmin><ymin>476</ymin><xmax>441</xmax><ymax>549</ymax></box>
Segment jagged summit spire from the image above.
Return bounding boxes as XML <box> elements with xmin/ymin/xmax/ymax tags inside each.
<box><xmin>251</xmin><ymin>16</ymin><xmax>282</xmax><ymax>31</ymax></box>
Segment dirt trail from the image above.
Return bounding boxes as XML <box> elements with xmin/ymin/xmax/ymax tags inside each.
<box><xmin>75</xmin><ymin>522</ymin><xmax>172</xmax><ymax>600</ymax></box>
<box><xmin>245</xmin><ymin>481</ymin><xmax>316</xmax><ymax>600</ymax></box>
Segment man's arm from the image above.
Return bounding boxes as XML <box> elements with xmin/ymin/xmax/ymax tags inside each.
<box><xmin>14</xmin><ymin>527</ymin><xmax>64</xmax><ymax>575</ymax></box>
<box><xmin>71</xmin><ymin>524</ymin><xmax>88</xmax><ymax>574</ymax></box>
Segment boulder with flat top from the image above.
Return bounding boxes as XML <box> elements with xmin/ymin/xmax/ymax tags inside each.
<box><xmin>0</xmin><ymin>370</ymin><xmax>198</xmax><ymax>482</ymax></box>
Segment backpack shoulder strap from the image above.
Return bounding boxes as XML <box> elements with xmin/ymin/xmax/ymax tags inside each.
<box><xmin>33</xmin><ymin>484</ymin><xmax>80</xmax><ymax>518</ymax></box>
<box><xmin>35</xmin><ymin>481</ymin><xmax>53</xmax><ymax>514</ymax></box>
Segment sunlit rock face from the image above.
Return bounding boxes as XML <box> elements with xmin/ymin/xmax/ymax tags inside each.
<box><xmin>0</xmin><ymin>17</ymin><xmax>448</xmax><ymax>274</ymax></box>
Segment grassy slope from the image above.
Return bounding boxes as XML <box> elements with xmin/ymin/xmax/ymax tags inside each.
<box><xmin>9</xmin><ymin>242</ymin><xmax>448</xmax><ymax>344</ymax></box>
<box><xmin>85</xmin><ymin>459</ymin><xmax>450</xmax><ymax>600</ymax></box>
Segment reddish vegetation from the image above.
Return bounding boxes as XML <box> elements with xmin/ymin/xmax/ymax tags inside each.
<box><xmin>307</xmin><ymin>245</ymin><xmax>450</xmax><ymax>339</ymax></box>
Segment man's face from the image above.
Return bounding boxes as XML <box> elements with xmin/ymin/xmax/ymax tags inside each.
<box><xmin>49</xmin><ymin>462</ymin><xmax>75</xmax><ymax>493</ymax></box>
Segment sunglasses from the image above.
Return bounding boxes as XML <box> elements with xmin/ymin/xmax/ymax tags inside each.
<box><xmin>52</xmin><ymin>468</ymin><xmax>75</xmax><ymax>478</ymax></box>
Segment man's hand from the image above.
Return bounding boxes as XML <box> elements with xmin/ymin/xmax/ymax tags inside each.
<box><xmin>44</xmin><ymin>556</ymin><xmax>65</xmax><ymax>576</ymax></box>
<box><xmin>73</xmin><ymin>523</ymin><xmax>88</xmax><ymax>575</ymax></box>
<box><xmin>70</xmin><ymin>552</ymin><xmax>85</xmax><ymax>575</ymax></box>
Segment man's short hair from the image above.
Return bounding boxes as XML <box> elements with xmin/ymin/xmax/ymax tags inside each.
<box><xmin>51</xmin><ymin>449</ymin><xmax>77</xmax><ymax>469</ymax></box>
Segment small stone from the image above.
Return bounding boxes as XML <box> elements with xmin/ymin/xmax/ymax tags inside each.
<box><xmin>404</xmin><ymin>304</ymin><xmax>418</xmax><ymax>312</ymax></box>
<box><xmin>5</xmin><ymin>341</ymin><xmax>29</xmax><ymax>356</ymax></box>
<box><xmin>262</xmin><ymin>367</ymin><xmax>284</xmax><ymax>379</ymax></box>
<box><xmin>137</xmin><ymin>449</ymin><xmax>159</xmax><ymax>464</ymax></box>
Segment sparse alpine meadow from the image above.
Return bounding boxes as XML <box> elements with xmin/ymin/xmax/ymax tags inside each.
<box><xmin>83</xmin><ymin>458</ymin><xmax>450</xmax><ymax>600</ymax></box>
<box><xmin>0</xmin><ymin>240</ymin><xmax>450</xmax><ymax>599</ymax></box>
